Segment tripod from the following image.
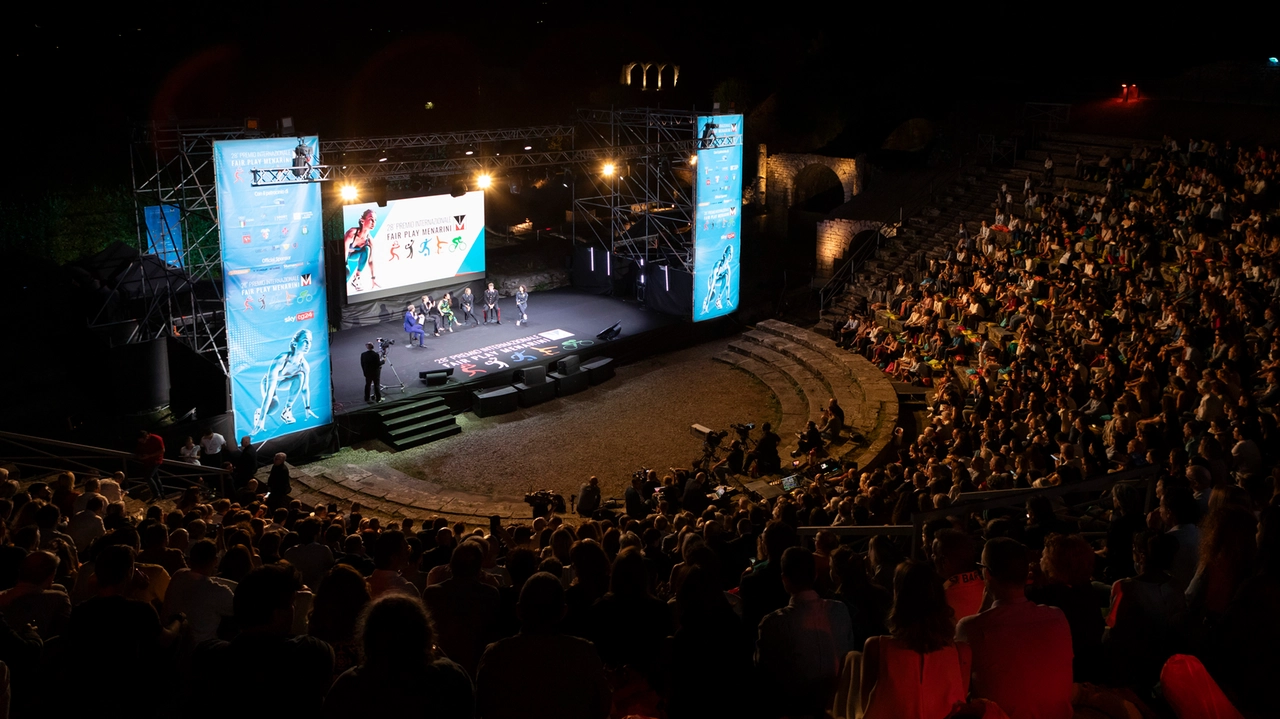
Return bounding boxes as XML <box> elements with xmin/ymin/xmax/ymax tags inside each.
<box><xmin>380</xmin><ymin>351</ymin><xmax>406</xmax><ymax>394</ymax></box>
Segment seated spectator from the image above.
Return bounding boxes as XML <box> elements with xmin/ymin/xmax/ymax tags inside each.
<box><xmin>669</xmin><ymin>566</ymin><xmax>753</xmax><ymax>718</ymax></box>
<box><xmin>740</xmin><ymin>521</ymin><xmax>798</xmax><ymax>633</ymax></box>
<box><xmin>830</xmin><ymin>545</ymin><xmax>890</xmax><ymax>647</ymax></box>
<box><xmin>1104</xmin><ymin>531</ymin><xmax>1187</xmax><ymax>688</ymax></box>
<box><xmin>861</xmin><ymin>561</ymin><xmax>971</xmax><ymax>719</ymax></box>
<box><xmin>368</xmin><ymin>530</ymin><xmax>417</xmax><ymax>598</ymax></box>
<box><xmin>587</xmin><ymin>546</ymin><xmax>673</xmax><ymax>684</ymax></box>
<box><xmin>308</xmin><ymin>564</ymin><xmax>371</xmax><ymax>679</ymax></box>
<box><xmin>282</xmin><ymin>517</ymin><xmax>336</xmax><ymax>591</ymax></box>
<box><xmin>755</xmin><ymin>546</ymin><xmax>854</xmax><ymax>718</ymax></box>
<box><xmin>931</xmin><ymin>528</ymin><xmax>984</xmax><ymax>624</ymax></box>
<box><xmin>476</xmin><ymin>572</ymin><xmax>611</xmax><ymax>719</ymax></box>
<box><xmin>0</xmin><ymin>550</ymin><xmax>71</xmax><ymax>640</ymax></box>
<box><xmin>1027</xmin><ymin>533</ymin><xmax>1105</xmax><ymax>682</ymax></box>
<box><xmin>321</xmin><ymin>594</ymin><xmax>473</xmax><ymax>718</ymax></box>
<box><xmin>1162</xmin><ymin>486</ymin><xmax>1203</xmax><ymax>589</ymax></box>
<box><xmin>423</xmin><ymin>539</ymin><xmax>500</xmax><ymax>677</ymax></box>
<box><xmin>956</xmin><ymin>537</ymin><xmax>1073</xmax><ymax>719</ymax></box>
<box><xmin>66</xmin><ymin>494</ymin><xmax>107</xmax><ymax>552</ymax></box>
<box><xmin>192</xmin><ymin>565</ymin><xmax>334</xmax><ymax>718</ymax></box>
<box><xmin>162</xmin><ymin>539</ymin><xmax>233</xmax><ymax>645</ymax></box>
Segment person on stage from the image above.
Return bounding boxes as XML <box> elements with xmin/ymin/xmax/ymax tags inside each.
<box><xmin>251</xmin><ymin>329</ymin><xmax>319</xmax><ymax>434</ymax></box>
<box><xmin>422</xmin><ymin>295</ymin><xmax>446</xmax><ymax>335</ymax></box>
<box><xmin>458</xmin><ymin>287</ymin><xmax>480</xmax><ymax>327</ymax></box>
<box><xmin>404</xmin><ymin>305</ymin><xmax>430</xmax><ymax>346</ymax></box>
<box><xmin>483</xmin><ymin>282</ymin><xmax>501</xmax><ymax>324</ymax></box>
<box><xmin>439</xmin><ymin>293</ymin><xmax>458</xmax><ymax>332</ymax></box>
<box><xmin>515</xmin><ymin>285</ymin><xmax>529</xmax><ymax>327</ymax></box>
<box><xmin>344</xmin><ymin>209</ymin><xmax>380</xmax><ymax>292</ymax></box>
<box><xmin>701</xmin><ymin>244</ymin><xmax>734</xmax><ymax>315</ymax></box>
<box><xmin>361</xmin><ymin>342</ymin><xmax>384</xmax><ymax>403</ymax></box>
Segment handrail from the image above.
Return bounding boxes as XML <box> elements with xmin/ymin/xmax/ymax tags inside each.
<box><xmin>0</xmin><ymin>430</ymin><xmax>231</xmax><ymax>497</ymax></box>
<box><xmin>908</xmin><ymin>464</ymin><xmax>1161</xmax><ymax>555</ymax></box>
<box><xmin>817</xmin><ymin>229</ymin><xmax>885</xmax><ymax>321</ymax></box>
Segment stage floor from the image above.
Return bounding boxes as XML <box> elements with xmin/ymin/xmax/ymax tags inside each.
<box><xmin>328</xmin><ymin>288</ymin><xmax>679</xmax><ymax>412</ymax></box>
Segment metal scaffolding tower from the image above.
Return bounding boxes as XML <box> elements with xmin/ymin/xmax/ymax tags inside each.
<box><xmin>570</xmin><ymin>109</ymin><xmax>700</xmax><ymax>275</ymax></box>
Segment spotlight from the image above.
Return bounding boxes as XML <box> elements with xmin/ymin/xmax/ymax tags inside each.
<box><xmin>689</xmin><ymin>154</ymin><xmax>698</xmax><ymax>166</ymax></box>
<box><xmin>603</xmin><ymin>163</ymin><xmax>616</xmax><ymax>177</ymax></box>
<box><xmin>465</xmin><ymin>150</ymin><xmax>474</xmax><ymax>156</ymax></box>
<box><xmin>476</xmin><ymin>173</ymin><xmax>492</xmax><ymax>189</ymax></box>
<box><xmin>340</xmin><ymin>184</ymin><xmax>359</xmax><ymax>202</ymax></box>
<box><xmin>524</xmin><ymin>145</ymin><xmax>533</xmax><ymax>151</ymax></box>
<box><xmin>1271</xmin><ymin>57</ymin><xmax>1279</xmax><ymax>65</ymax></box>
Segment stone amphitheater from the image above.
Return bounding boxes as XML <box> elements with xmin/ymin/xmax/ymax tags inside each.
<box><xmin>273</xmin><ymin>320</ymin><xmax>899</xmax><ymax>525</ymax></box>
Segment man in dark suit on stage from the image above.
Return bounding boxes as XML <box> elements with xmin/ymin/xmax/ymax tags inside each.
<box><xmin>361</xmin><ymin>342</ymin><xmax>383</xmax><ymax>403</ymax></box>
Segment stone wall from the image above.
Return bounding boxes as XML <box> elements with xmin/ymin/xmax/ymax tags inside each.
<box><xmin>765</xmin><ymin>153</ymin><xmax>862</xmax><ymax>209</ymax></box>
<box><xmin>815</xmin><ymin>218</ymin><xmax>884</xmax><ymax>278</ymax></box>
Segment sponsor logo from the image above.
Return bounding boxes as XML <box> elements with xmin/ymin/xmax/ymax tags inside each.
<box><xmin>454</xmin><ymin>214</ymin><xmax>466</xmax><ymax>230</ymax></box>
<box><xmin>281</xmin><ymin>226</ymin><xmax>290</xmax><ymax>238</ymax></box>
<box><xmin>283</xmin><ymin>262</ymin><xmax>304</xmax><ymax>269</ymax></box>
<box><xmin>241</xmin><ymin>235</ymin><xmax>251</xmax><ymax>244</ymax></box>
<box><xmin>260</xmin><ymin>228</ymin><xmax>271</xmax><ymax>240</ymax></box>
<box><xmin>228</xmin><ymin>268</ymin><xmax>250</xmax><ymax>276</ymax></box>
<box><xmin>295</xmin><ymin>310</ymin><xmax>315</xmax><ymax>321</ymax></box>
<box><xmin>299</xmin><ymin>274</ymin><xmax>312</xmax><ymax>286</ymax></box>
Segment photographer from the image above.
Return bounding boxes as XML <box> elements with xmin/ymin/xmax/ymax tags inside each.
<box><xmin>361</xmin><ymin>342</ymin><xmax>383</xmax><ymax>403</ymax></box>
<box><xmin>746</xmin><ymin>422</ymin><xmax>782</xmax><ymax>476</ymax></box>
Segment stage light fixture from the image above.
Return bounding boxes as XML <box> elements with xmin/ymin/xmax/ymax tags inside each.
<box><xmin>1271</xmin><ymin>57</ymin><xmax>1279</xmax><ymax>65</ymax></box>
<box><xmin>689</xmin><ymin>154</ymin><xmax>697</xmax><ymax>165</ymax></box>
<box><xmin>340</xmin><ymin>184</ymin><xmax>359</xmax><ymax>201</ymax></box>
<box><xmin>465</xmin><ymin>150</ymin><xmax>474</xmax><ymax>156</ymax></box>
<box><xmin>603</xmin><ymin>163</ymin><xmax>616</xmax><ymax>177</ymax></box>
<box><xmin>524</xmin><ymin>145</ymin><xmax>533</xmax><ymax>151</ymax></box>
<box><xmin>476</xmin><ymin>173</ymin><xmax>493</xmax><ymax>189</ymax></box>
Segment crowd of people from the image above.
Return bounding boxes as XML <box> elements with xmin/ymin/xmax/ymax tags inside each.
<box><xmin>0</xmin><ymin>134</ymin><xmax>1276</xmax><ymax>719</ymax></box>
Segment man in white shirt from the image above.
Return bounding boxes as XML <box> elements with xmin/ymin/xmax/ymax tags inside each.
<box><xmin>163</xmin><ymin>539</ymin><xmax>234</xmax><ymax>644</ymax></box>
<box><xmin>756</xmin><ymin>547</ymin><xmax>855</xmax><ymax>718</ymax></box>
<box><xmin>956</xmin><ymin>537</ymin><xmax>1073</xmax><ymax>719</ymax></box>
<box><xmin>200</xmin><ymin>429</ymin><xmax>228</xmax><ymax>467</ymax></box>
<box><xmin>72</xmin><ymin>477</ymin><xmax>106</xmax><ymax>514</ymax></box>
<box><xmin>67</xmin><ymin>495</ymin><xmax>107</xmax><ymax>552</ymax></box>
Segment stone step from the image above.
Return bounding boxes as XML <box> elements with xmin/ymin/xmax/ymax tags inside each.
<box><xmin>291</xmin><ymin>462</ymin><xmax>527</xmax><ymax>522</ymax></box>
<box><xmin>711</xmin><ymin>352</ymin><xmax>805</xmax><ymax>454</ymax></box>
<box><xmin>740</xmin><ymin>330</ymin><xmax>869</xmax><ymax>433</ymax></box>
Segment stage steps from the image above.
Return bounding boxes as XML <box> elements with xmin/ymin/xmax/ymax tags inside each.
<box><xmin>375</xmin><ymin>396</ymin><xmax>461</xmax><ymax>451</ymax></box>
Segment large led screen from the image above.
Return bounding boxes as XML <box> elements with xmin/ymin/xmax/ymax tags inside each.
<box><xmin>341</xmin><ymin>191</ymin><xmax>486</xmax><ymax>303</ymax></box>
<box><xmin>692</xmin><ymin>114</ymin><xmax>743</xmax><ymax>321</ymax></box>
<box><xmin>214</xmin><ymin>137</ymin><xmax>333</xmax><ymax>443</ymax></box>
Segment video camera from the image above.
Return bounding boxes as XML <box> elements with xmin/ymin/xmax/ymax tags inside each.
<box><xmin>524</xmin><ymin>489</ymin><xmax>567</xmax><ymax>518</ymax></box>
<box><xmin>730</xmin><ymin>422</ymin><xmax>755</xmax><ymax>442</ymax></box>
<box><xmin>376</xmin><ymin>337</ymin><xmax>395</xmax><ymax>358</ymax></box>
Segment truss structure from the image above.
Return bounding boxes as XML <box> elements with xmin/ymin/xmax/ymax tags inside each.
<box><xmin>571</xmin><ymin>108</ymin><xmax>701</xmax><ymax>276</ymax></box>
<box><xmin>125</xmin><ymin>114</ymin><xmax>701</xmax><ymax>368</ymax></box>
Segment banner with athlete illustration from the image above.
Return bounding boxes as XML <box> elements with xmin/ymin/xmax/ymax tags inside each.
<box><xmin>341</xmin><ymin>191</ymin><xmax>486</xmax><ymax>303</ymax></box>
<box><xmin>214</xmin><ymin>137</ymin><xmax>333</xmax><ymax>443</ymax></box>
<box><xmin>692</xmin><ymin>114</ymin><xmax>743</xmax><ymax>321</ymax></box>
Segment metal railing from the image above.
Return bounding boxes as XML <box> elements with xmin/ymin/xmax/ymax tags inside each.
<box><xmin>795</xmin><ymin>464</ymin><xmax>1160</xmax><ymax>554</ymax></box>
<box><xmin>0</xmin><ymin>431</ymin><xmax>232</xmax><ymax>498</ymax></box>
<box><xmin>817</xmin><ymin>230</ymin><xmax>885</xmax><ymax>321</ymax></box>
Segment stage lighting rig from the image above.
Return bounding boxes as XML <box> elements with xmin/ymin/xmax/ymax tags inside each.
<box><xmin>476</xmin><ymin>173</ymin><xmax>493</xmax><ymax>189</ymax></box>
<box><xmin>340</xmin><ymin>184</ymin><xmax>359</xmax><ymax>201</ymax></box>
<box><xmin>602</xmin><ymin>162</ymin><xmax>616</xmax><ymax>177</ymax></box>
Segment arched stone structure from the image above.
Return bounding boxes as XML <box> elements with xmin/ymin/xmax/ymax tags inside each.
<box><xmin>815</xmin><ymin>218</ymin><xmax>885</xmax><ymax>278</ymax></box>
<box><xmin>766</xmin><ymin>153</ymin><xmax>861</xmax><ymax>209</ymax></box>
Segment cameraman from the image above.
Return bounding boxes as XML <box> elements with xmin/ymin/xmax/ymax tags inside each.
<box><xmin>746</xmin><ymin>422</ymin><xmax>781</xmax><ymax>476</ymax></box>
<box><xmin>712</xmin><ymin>440</ymin><xmax>745</xmax><ymax>482</ymax></box>
<box><xmin>361</xmin><ymin>342</ymin><xmax>383</xmax><ymax>403</ymax></box>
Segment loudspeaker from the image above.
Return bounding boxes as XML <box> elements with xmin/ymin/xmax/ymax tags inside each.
<box><xmin>514</xmin><ymin>379</ymin><xmax>556</xmax><ymax>406</ymax></box>
<box><xmin>472</xmin><ymin>386</ymin><xmax>519</xmax><ymax>417</ymax></box>
<box><xmin>549</xmin><ymin>368</ymin><xmax>589</xmax><ymax>396</ymax></box>
<box><xmin>582</xmin><ymin>357</ymin><xmax>614</xmax><ymax>384</ymax></box>
<box><xmin>419</xmin><ymin>367</ymin><xmax>455</xmax><ymax>380</ymax></box>
<box><xmin>554</xmin><ymin>355</ymin><xmax>580</xmax><ymax>375</ymax></box>
<box><xmin>514</xmin><ymin>365</ymin><xmax>546</xmax><ymax>384</ymax></box>
<box><xmin>419</xmin><ymin>370</ymin><xmax>452</xmax><ymax>386</ymax></box>
<box><xmin>596</xmin><ymin>321</ymin><xmax>622</xmax><ymax>341</ymax></box>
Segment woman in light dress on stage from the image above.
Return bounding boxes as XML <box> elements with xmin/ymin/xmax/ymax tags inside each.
<box><xmin>859</xmin><ymin>561</ymin><xmax>971</xmax><ymax>719</ymax></box>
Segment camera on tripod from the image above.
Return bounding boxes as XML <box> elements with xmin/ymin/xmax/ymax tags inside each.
<box><xmin>524</xmin><ymin>489</ymin><xmax>566</xmax><ymax>518</ymax></box>
<box><xmin>376</xmin><ymin>337</ymin><xmax>395</xmax><ymax>357</ymax></box>
<box><xmin>730</xmin><ymin>422</ymin><xmax>755</xmax><ymax>442</ymax></box>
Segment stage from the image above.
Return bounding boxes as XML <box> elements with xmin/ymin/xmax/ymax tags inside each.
<box><xmin>327</xmin><ymin>287</ymin><xmax>682</xmax><ymax>414</ymax></box>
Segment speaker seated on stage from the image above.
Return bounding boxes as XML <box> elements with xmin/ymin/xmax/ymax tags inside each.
<box><xmin>404</xmin><ymin>305</ymin><xmax>429</xmax><ymax>346</ymax></box>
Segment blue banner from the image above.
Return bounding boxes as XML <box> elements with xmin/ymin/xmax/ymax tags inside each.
<box><xmin>692</xmin><ymin>114</ymin><xmax>743</xmax><ymax>321</ymax></box>
<box><xmin>144</xmin><ymin>204</ymin><xmax>183</xmax><ymax>267</ymax></box>
<box><xmin>214</xmin><ymin>137</ymin><xmax>332</xmax><ymax>443</ymax></box>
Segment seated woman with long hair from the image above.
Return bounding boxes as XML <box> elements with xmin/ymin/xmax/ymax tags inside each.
<box><xmin>860</xmin><ymin>560</ymin><xmax>971</xmax><ymax>719</ymax></box>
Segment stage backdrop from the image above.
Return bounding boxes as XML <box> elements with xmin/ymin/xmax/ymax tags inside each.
<box><xmin>213</xmin><ymin>137</ymin><xmax>333</xmax><ymax>443</ymax></box>
<box><xmin>341</xmin><ymin>191</ymin><xmax>486</xmax><ymax>304</ymax></box>
<box><xmin>692</xmin><ymin>114</ymin><xmax>744</xmax><ymax>322</ymax></box>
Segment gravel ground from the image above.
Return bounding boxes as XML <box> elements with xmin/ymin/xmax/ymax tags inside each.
<box><xmin>310</xmin><ymin>338</ymin><xmax>778</xmax><ymax>501</ymax></box>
